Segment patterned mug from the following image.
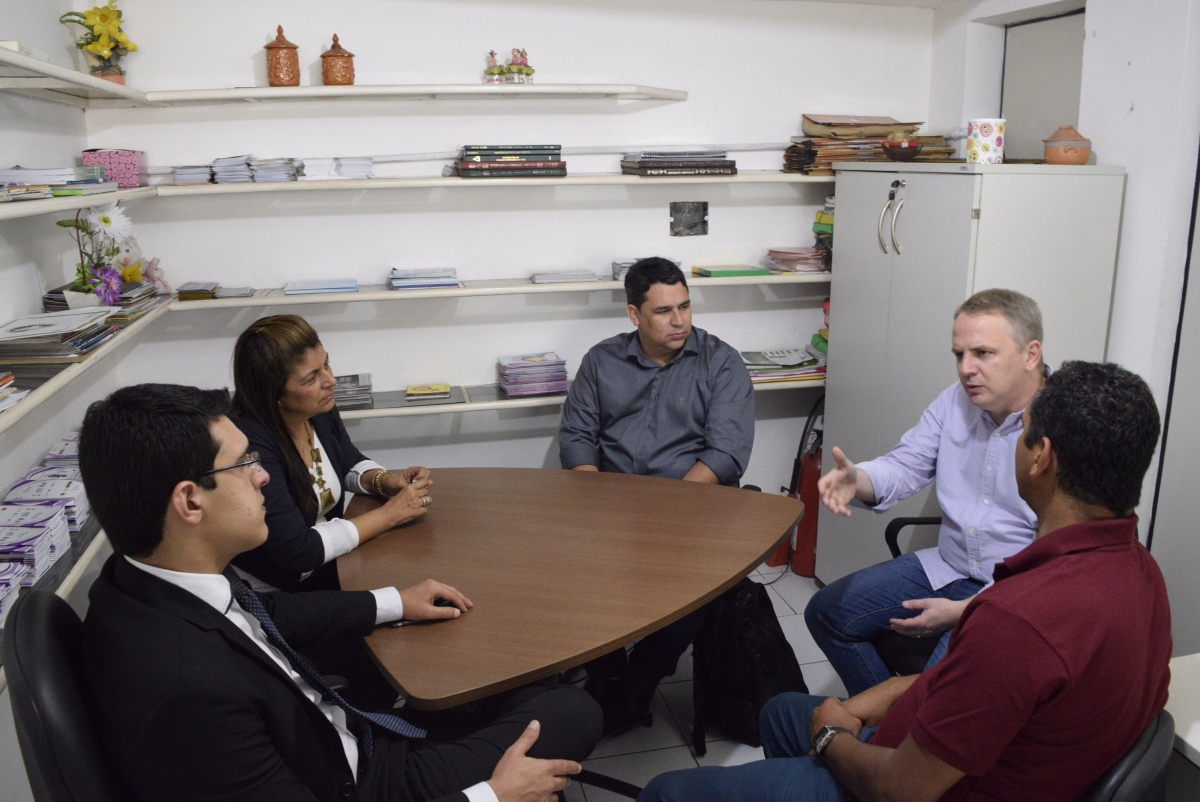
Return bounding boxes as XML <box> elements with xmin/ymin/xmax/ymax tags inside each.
<box><xmin>967</xmin><ymin>119</ymin><xmax>1006</xmax><ymax>164</ymax></box>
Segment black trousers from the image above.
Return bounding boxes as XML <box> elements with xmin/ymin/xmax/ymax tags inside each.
<box><xmin>360</xmin><ymin>683</ymin><xmax>602</xmax><ymax>802</ymax></box>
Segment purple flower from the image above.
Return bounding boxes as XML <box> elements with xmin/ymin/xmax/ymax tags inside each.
<box><xmin>95</xmin><ymin>266</ymin><xmax>122</xmax><ymax>305</ymax></box>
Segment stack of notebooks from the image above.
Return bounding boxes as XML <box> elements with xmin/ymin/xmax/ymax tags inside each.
<box><xmin>0</xmin><ymin>562</ymin><xmax>28</xmax><ymax>627</ymax></box>
<box><xmin>174</xmin><ymin>165</ymin><xmax>213</xmax><ymax>185</ymax></box>
<box><xmin>4</xmin><ymin>476</ymin><xmax>90</xmax><ymax>534</ymax></box>
<box><xmin>176</xmin><ymin>282</ymin><xmax>220</xmax><ymax>301</ymax></box>
<box><xmin>43</xmin><ymin>282</ymin><xmax>161</xmax><ymax>324</ymax></box>
<box><xmin>0</xmin><ymin>308</ymin><xmax>117</xmax><ymax>363</ymax></box>
<box><xmin>250</xmin><ymin>157</ymin><xmax>303</xmax><ymax>183</ymax></box>
<box><xmin>333</xmin><ymin>373</ymin><xmax>373</xmax><ymax>410</ymax></box>
<box><xmin>283</xmin><ymin>279</ymin><xmax>358</xmax><ymax>296</ymax></box>
<box><xmin>300</xmin><ymin>157</ymin><xmax>374</xmax><ymax>181</ymax></box>
<box><xmin>0</xmin><ymin>501</ymin><xmax>71</xmax><ymax>585</ymax></box>
<box><xmin>621</xmin><ymin>150</ymin><xmax>737</xmax><ymax>177</ymax></box>
<box><xmin>454</xmin><ymin>145</ymin><xmax>566</xmax><ymax>178</ymax></box>
<box><xmin>406</xmin><ymin>383</ymin><xmax>451</xmax><ymax>401</ymax></box>
<box><xmin>531</xmin><ymin>270</ymin><xmax>598</xmax><ymax>284</ymax></box>
<box><xmin>213</xmin><ymin>155</ymin><xmax>254</xmax><ymax>184</ymax></box>
<box><xmin>498</xmin><ymin>352</ymin><xmax>568</xmax><ymax>397</ymax></box>
<box><xmin>0</xmin><ymin>166</ymin><xmax>116</xmax><ymax>199</ymax></box>
<box><xmin>762</xmin><ymin>247</ymin><xmax>831</xmax><ymax>273</ymax></box>
<box><xmin>814</xmin><ymin>196</ymin><xmax>835</xmax><ymax>251</ymax></box>
<box><xmin>692</xmin><ymin>265</ymin><xmax>770</xmax><ymax>278</ymax></box>
<box><xmin>740</xmin><ymin>347</ymin><xmax>827</xmax><ymax>385</ymax></box>
<box><xmin>389</xmin><ymin>268</ymin><xmax>460</xmax><ymax>290</ymax></box>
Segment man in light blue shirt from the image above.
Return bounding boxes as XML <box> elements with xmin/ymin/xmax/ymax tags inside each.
<box><xmin>805</xmin><ymin>288</ymin><xmax>1046</xmax><ymax>695</ymax></box>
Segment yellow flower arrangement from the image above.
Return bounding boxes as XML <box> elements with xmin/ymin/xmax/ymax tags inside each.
<box><xmin>60</xmin><ymin>2</ymin><xmax>137</xmax><ymax>77</ymax></box>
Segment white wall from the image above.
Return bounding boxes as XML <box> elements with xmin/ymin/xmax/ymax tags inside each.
<box><xmin>1000</xmin><ymin>12</ymin><xmax>1085</xmax><ymax>160</ymax></box>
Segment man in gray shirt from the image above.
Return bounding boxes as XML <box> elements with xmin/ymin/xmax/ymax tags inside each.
<box><xmin>559</xmin><ymin>257</ymin><xmax>755</xmax><ymax>735</ymax></box>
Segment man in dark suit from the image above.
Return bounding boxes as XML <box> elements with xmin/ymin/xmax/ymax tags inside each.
<box><xmin>78</xmin><ymin>383</ymin><xmax>601</xmax><ymax>802</ymax></box>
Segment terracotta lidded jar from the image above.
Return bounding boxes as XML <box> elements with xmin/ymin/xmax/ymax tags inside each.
<box><xmin>265</xmin><ymin>26</ymin><xmax>300</xmax><ymax>87</ymax></box>
<box><xmin>321</xmin><ymin>34</ymin><xmax>355</xmax><ymax>86</ymax></box>
<box><xmin>1043</xmin><ymin>125</ymin><xmax>1092</xmax><ymax>165</ymax></box>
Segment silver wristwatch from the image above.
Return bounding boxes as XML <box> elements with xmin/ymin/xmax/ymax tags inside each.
<box><xmin>813</xmin><ymin>725</ymin><xmax>854</xmax><ymax>756</ymax></box>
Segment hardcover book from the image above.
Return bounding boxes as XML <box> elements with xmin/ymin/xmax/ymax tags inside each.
<box><xmin>459</xmin><ymin>168</ymin><xmax>567</xmax><ymax>178</ymax></box>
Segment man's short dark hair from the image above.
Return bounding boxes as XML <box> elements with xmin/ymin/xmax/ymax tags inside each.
<box><xmin>625</xmin><ymin>257</ymin><xmax>687</xmax><ymax>308</ymax></box>
<box><xmin>1024</xmin><ymin>361</ymin><xmax>1160</xmax><ymax>516</ymax></box>
<box><xmin>79</xmin><ymin>384</ymin><xmax>231</xmax><ymax>558</ymax></box>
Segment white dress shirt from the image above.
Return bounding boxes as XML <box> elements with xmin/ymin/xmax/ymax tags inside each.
<box><xmin>123</xmin><ymin>558</ymin><xmax>498</xmax><ymax>802</ymax></box>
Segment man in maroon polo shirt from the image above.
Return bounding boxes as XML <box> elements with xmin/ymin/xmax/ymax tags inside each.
<box><xmin>638</xmin><ymin>360</ymin><xmax>1172</xmax><ymax>802</ymax></box>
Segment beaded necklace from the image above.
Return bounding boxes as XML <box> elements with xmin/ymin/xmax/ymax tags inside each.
<box><xmin>306</xmin><ymin>422</ymin><xmax>337</xmax><ymax>512</ymax></box>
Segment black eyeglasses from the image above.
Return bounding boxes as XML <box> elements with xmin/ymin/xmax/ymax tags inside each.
<box><xmin>203</xmin><ymin>452</ymin><xmax>263</xmax><ymax>477</ymax></box>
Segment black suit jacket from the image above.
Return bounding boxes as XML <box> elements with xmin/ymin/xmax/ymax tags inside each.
<box><xmin>232</xmin><ymin>408</ymin><xmax>371</xmax><ymax>590</ymax></box>
<box><xmin>81</xmin><ymin>555</ymin><xmax>462</xmax><ymax>802</ymax></box>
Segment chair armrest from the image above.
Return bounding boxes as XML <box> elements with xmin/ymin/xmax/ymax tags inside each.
<box><xmin>884</xmin><ymin>517</ymin><xmax>943</xmax><ymax>559</ymax></box>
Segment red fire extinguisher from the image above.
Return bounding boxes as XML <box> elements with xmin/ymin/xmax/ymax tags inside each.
<box><xmin>765</xmin><ymin>395</ymin><xmax>824</xmax><ymax>576</ymax></box>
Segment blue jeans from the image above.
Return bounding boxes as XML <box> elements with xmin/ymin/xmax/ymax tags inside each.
<box><xmin>638</xmin><ymin>693</ymin><xmax>872</xmax><ymax>802</ymax></box>
<box><xmin>804</xmin><ymin>554</ymin><xmax>985</xmax><ymax>696</ymax></box>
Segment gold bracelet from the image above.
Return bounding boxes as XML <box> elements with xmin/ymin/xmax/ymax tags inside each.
<box><xmin>372</xmin><ymin>469</ymin><xmax>393</xmax><ymax>497</ymax></box>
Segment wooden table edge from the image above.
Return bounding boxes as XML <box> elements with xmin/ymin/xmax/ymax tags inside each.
<box><xmin>382</xmin><ymin>507</ymin><xmax>802</xmax><ymax>710</ymax></box>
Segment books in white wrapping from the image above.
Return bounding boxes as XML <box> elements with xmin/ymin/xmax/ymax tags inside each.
<box><xmin>0</xmin><ymin>526</ymin><xmax>57</xmax><ymax>585</ymax></box>
<box><xmin>498</xmin><ymin>351</ymin><xmax>568</xmax><ymax>397</ymax></box>
<box><xmin>43</xmin><ymin>437</ymin><xmax>80</xmax><ymax>465</ymax></box>
<box><xmin>498</xmin><ymin>352</ymin><xmax>566</xmax><ymax>370</ymax></box>
<box><xmin>0</xmin><ymin>561</ymin><xmax>29</xmax><ymax>626</ymax></box>
<box><xmin>530</xmin><ymin>271</ymin><xmax>599</xmax><ymax>284</ymax></box>
<box><xmin>25</xmin><ymin>465</ymin><xmax>81</xmax><ymax>481</ymax></box>
<box><xmin>4</xmin><ymin>479</ymin><xmax>90</xmax><ymax>532</ymax></box>
<box><xmin>0</xmin><ymin>502</ymin><xmax>71</xmax><ymax>568</ymax></box>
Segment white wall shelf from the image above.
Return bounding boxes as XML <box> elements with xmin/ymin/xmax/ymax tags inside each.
<box><xmin>0</xmin><ymin>51</ymin><xmax>687</xmax><ymax>108</ymax></box>
<box><xmin>0</xmin><ymin>187</ymin><xmax>156</xmax><ymax>223</ymax></box>
<box><xmin>168</xmin><ymin>273</ymin><xmax>832</xmax><ymax>311</ymax></box>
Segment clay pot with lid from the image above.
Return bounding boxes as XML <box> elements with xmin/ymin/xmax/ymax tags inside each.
<box><xmin>1044</xmin><ymin>125</ymin><xmax>1092</xmax><ymax>165</ymax></box>
<box><xmin>265</xmin><ymin>26</ymin><xmax>300</xmax><ymax>87</ymax></box>
<box><xmin>321</xmin><ymin>34</ymin><xmax>355</xmax><ymax>85</ymax></box>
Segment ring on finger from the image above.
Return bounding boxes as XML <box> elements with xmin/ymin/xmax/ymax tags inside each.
<box><xmin>421</xmin><ymin>495</ymin><xmax>430</xmax><ymax>507</ymax></box>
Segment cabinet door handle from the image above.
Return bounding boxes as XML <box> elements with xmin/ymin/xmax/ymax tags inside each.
<box><xmin>877</xmin><ymin>200</ymin><xmax>893</xmax><ymax>254</ymax></box>
<box><xmin>890</xmin><ymin>198</ymin><xmax>905</xmax><ymax>255</ymax></box>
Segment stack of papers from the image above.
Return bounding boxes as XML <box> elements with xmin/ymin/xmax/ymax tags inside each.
<box><xmin>333</xmin><ymin>373</ymin><xmax>373</xmax><ymax>410</ymax></box>
<box><xmin>283</xmin><ymin>279</ymin><xmax>358</xmax><ymax>296</ymax></box>
<box><xmin>174</xmin><ymin>165</ymin><xmax>213</xmax><ymax>185</ymax></box>
<box><xmin>299</xmin><ymin>157</ymin><xmax>375</xmax><ymax>181</ymax></box>
<box><xmin>42</xmin><ymin>433</ymin><xmax>80</xmax><ymax>468</ymax></box>
<box><xmin>611</xmin><ymin>258</ymin><xmax>679</xmax><ymax>282</ymax></box>
<box><xmin>50</xmin><ymin>181</ymin><xmax>119</xmax><ymax>197</ymax></box>
<box><xmin>1</xmin><ymin>184</ymin><xmax>53</xmax><ymax>202</ymax></box>
<box><xmin>0</xmin><ymin>562</ymin><xmax>29</xmax><ymax>626</ymax></box>
<box><xmin>104</xmin><ymin>282</ymin><xmax>161</xmax><ymax>325</ymax></box>
<box><xmin>213</xmin><ymin>286</ymin><xmax>256</xmax><ymax>298</ymax></box>
<box><xmin>762</xmin><ymin>247</ymin><xmax>831</xmax><ymax>274</ymax></box>
<box><xmin>0</xmin><ymin>371</ymin><xmax>14</xmax><ymax>402</ymax></box>
<box><xmin>4</xmin><ymin>479</ymin><xmax>91</xmax><ymax>533</ymax></box>
<box><xmin>498</xmin><ymin>352</ymin><xmax>568</xmax><ymax>397</ymax></box>
<box><xmin>621</xmin><ymin>150</ymin><xmax>736</xmax><ymax>177</ymax></box>
<box><xmin>23</xmin><ymin>465</ymin><xmax>81</xmax><ymax>481</ymax></box>
<box><xmin>0</xmin><ymin>165</ymin><xmax>106</xmax><ymax>185</ymax></box>
<box><xmin>250</xmin><ymin>158</ymin><xmax>303</xmax><ymax>182</ymax></box>
<box><xmin>406</xmin><ymin>383</ymin><xmax>451</xmax><ymax>400</ymax></box>
<box><xmin>213</xmin><ymin>155</ymin><xmax>253</xmax><ymax>184</ymax></box>
<box><xmin>740</xmin><ymin>347</ymin><xmax>827</xmax><ymax>384</ymax></box>
<box><xmin>531</xmin><ymin>270</ymin><xmax>599</xmax><ymax>284</ymax></box>
<box><xmin>0</xmin><ymin>501</ymin><xmax>72</xmax><ymax>583</ymax></box>
<box><xmin>0</xmin><ymin>308</ymin><xmax>117</xmax><ymax>361</ymax></box>
<box><xmin>177</xmin><ymin>282</ymin><xmax>220</xmax><ymax>300</ymax></box>
<box><xmin>389</xmin><ymin>268</ymin><xmax>460</xmax><ymax>290</ymax></box>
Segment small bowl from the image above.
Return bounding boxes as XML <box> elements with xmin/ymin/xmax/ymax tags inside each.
<box><xmin>881</xmin><ymin>141</ymin><xmax>923</xmax><ymax>162</ymax></box>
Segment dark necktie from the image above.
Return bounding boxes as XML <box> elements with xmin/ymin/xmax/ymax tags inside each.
<box><xmin>228</xmin><ymin>576</ymin><xmax>427</xmax><ymax>760</ymax></box>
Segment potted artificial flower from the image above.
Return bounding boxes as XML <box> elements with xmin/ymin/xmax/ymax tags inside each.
<box><xmin>60</xmin><ymin>2</ymin><xmax>137</xmax><ymax>84</ymax></box>
<box><xmin>56</xmin><ymin>203</ymin><xmax>131</xmax><ymax>309</ymax></box>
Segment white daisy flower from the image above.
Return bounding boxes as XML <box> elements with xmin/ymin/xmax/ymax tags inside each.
<box><xmin>87</xmin><ymin>203</ymin><xmax>133</xmax><ymax>241</ymax></box>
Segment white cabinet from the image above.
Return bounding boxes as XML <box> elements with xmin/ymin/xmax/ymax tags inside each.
<box><xmin>816</xmin><ymin>163</ymin><xmax>1125</xmax><ymax>584</ymax></box>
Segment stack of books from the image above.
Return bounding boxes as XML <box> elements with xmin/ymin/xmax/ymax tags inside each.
<box><xmin>0</xmin><ymin>308</ymin><xmax>117</xmax><ymax>362</ymax></box>
<box><xmin>621</xmin><ymin>150</ymin><xmax>736</xmax><ymax>177</ymax></box>
<box><xmin>389</xmin><ymin>268</ymin><xmax>460</xmax><ymax>290</ymax></box>
<box><xmin>174</xmin><ymin>165</ymin><xmax>213</xmax><ymax>185</ymax></box>
<box><xmin>762</xmin><ymin>247</ymin><xmax>831</xmax><ymax>274</ymax></box>
<box><xmin>0</xmin><ymin>387</ymin><xmax>29</xmax><ymax>413</ymax></box>
<box><xmin>300</xmin><ymin>157</ymin><xmax>374</xmax><ymax>181</ymax></box>
<box><xmin>176</xmin><ymin>282</ymin><xmax>220</xmax><ymax>301</ymax></box>
<box><xmin>0</xmin><ymin>502</ymin><xmax>70</xmax><ymax>585</ymax></box>
<box><xmin>213</xmin><ymin>155</ymin><xmax>253</xmax><ymax>184</ymax></box>
<box><xmin>4</xmin><ymin>477</ymin><xmax>90</xmax><ymax>534</ymax></box>
<box><xmin>913</xmin><ymin>135</ymin><xmax>956</xmax><ymax>162</ymax></box>
<box><xmin>0</xmin><ymin>371</ymin><xmax>14</xmax><ymax>402</ymax></box>
<box><xmin>0</xmin><ymin>562</ymin><xmax>28</xmax><ymax>627</ymax></box>
<box><xmin>214</xmin><ymin>287</ymin><xmax>256</xmax><ymax>298</ymax></box>
<box><xmin>42</xmin><ymin>433</ymin><xmax>80</xmax><ymax>468</ymax></box>
<box><xmin>531</xmin><ymin>270</ymin><xmax>599</xmax><ymax>284</ymax></box>
<box><xmin>406</xmin><ymin>383</ymin><xmax>451</xmax><ymax>401</ymax></box>
<box><xmin>43</xmin><ymin>282</ymin><xmax>160</xmax><ymax>324</ymax></box>
<box><xmin>740</xmin><ymin>347</ymin><xmax>827</xmax><ymax>385</ymax></box>
<box><xmin>498</xmin><ymin>352</ymin><xmax>568</xmax><ymax>397</ymax></box>
<box><xmin>611</xmin><ymin>258</ymin><xmax>680</xmax><ymax>281</ymax></box>
<box><xmin>250</xmin><ymin>158</ymin><xmax>303</xmax><ymax>182</ymax></box>
<box><xmin>814</xmin><ymin>196</ymin><xmax>835</xmax><ymax>251</ymax></box>
<box><xmin>455</xmin><ymin>145</ymin><xmax>566</xmax><ymax>178</ymax></box>
<box><xmin>333</xmin><ymin>373</ymin><xmax>373</xmax><ymax>410</ymax></box>
<box><xmin>784</xmin><ymin>137</ymin><xmax>888</xmax><ymax>176</ymax></box>
<box><xmin>283</xmin><ymin>279</ymin><xmax>358</xmax><ymax>296</ymax></box>
<box><xmin>692</xmin><ymin>265</ymin><xmax>770</xmax><ymax>278</ymax></box>
<box><xmin>0</xmin><ymin>166</ymin><xmax>116</xmax><ymax>198</ymax></box>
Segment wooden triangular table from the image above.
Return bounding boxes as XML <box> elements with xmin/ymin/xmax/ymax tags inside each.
<box><xmin>338</xmin><ymin>468</ymin><xmax>804</xmax><ymax>710</ymax></box>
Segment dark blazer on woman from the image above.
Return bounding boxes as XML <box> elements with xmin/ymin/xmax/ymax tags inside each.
<box><xmin>231</xmin><ymin>408</ymin><xmax>370</xmax><ymax>591</ymax></box>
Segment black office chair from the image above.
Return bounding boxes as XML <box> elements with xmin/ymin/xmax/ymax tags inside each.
<box><xmin>1080</xmin><ymin>711</ymin><xmax>1174</xmax><ymax>802</ymax></box>
<box><xmin>871</xmin><ymin>516</ymin><xmax>943</xmax><ymax>676</ymax></box>
<box><xmin>2</xmin><ymin>590</ymin><xmax>130</xmax><ymax>802</ymax></box>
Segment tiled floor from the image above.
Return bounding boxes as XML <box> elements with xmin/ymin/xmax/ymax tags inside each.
<box><xmin>567</xmin><ymin>565</ymin><xmax>846</xmax><ymax>802</ymax></box>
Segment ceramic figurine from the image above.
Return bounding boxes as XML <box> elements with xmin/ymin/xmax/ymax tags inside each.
<box><xmin>265</xmin><ymin>26</ymin><xmax>300</xmax><ymax>87</ymax></box>
<box><xmin>1043</xmin><ymin>126</ymin><xmax>1092</xmax><ymax>165</ymax></box>
<box><xmin>483</xmin><ymin>50</ymin><xmax>504</xmax><ymax>83</ymax></box>
<box><xmin>321</xmin><ymin>34</ymin><xmax>355</xmax><ymax>85</ymax></box>
<box><xmin>504</xmin><ymin>48</ymin><xmax>535</xmax><ymax>84</ymax></box>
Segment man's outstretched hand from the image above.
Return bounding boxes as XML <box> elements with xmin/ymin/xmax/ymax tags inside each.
<box><xmin>818</xmin><ymin>446</ymin><xmax>862</xmax><ymax>517</ymax></box>
<box><xmin>487</xmin><ymin>721</ymin><xmax>581</xmax><ymax>802</ymax></box>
